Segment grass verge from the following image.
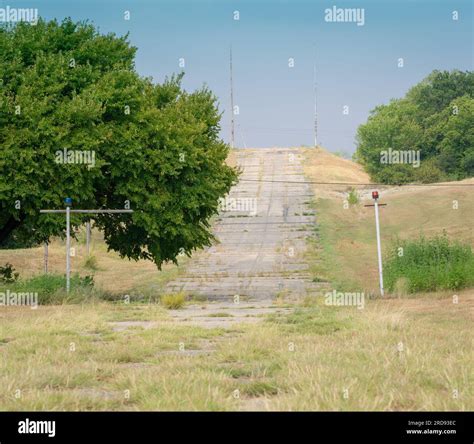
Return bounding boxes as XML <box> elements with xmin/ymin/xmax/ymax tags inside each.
<box><xmin>0</xmin><ymin>294</ymin><xmax>472</xmax><ymax>410</ymax></box>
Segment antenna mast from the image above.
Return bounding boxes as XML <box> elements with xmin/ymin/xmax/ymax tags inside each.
<box><xmin>230</xmin><ymin>46</ymin><xmax>235</xmax><ymax>149</ymax></box>
<box><xmin>313</xmin><ymin>48</ymin><xmax>318</xmax><ymax>148</ymax></box>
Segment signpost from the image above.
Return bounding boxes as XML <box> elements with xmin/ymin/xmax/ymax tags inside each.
<box><xmin>86</xmin><ymin>221</ymin><xmax>91</xmax><ymax>256</ymax></box>
<box><xmin>40</xmin><ymin>198</ymin><xmax>133</xmax><ymax>292</ymax></box>
<box><xmin>365</xmin><ymin>191</ymin><xmax>387</xmax><ymax>296</ymax></box>
<box><xmin>44</xmin><ymin>242</ymin><xmax>48</xmax><ymax>274</ymax></box>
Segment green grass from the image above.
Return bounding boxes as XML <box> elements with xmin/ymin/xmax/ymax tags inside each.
<box><xmin>384</xmin><ymin>234</ymin><xmax>474</xmax><ymax>293</ymax></box>
<box><xmin>239</xmin><ymin>380</ymin><xmax>280</xmax><ymax>397</ymax></box>
<box><xmin>0</xmin><ymin>273</ymin><xmax>100</xmax><ymax>304</ymax></box>
<box><xmin>83</xmin><ymin>255</ymin><xmax>99</xmax><ymax>271</ymax></box>
<box><xmin>207</xmin><ymin>312</ymin><xmax>233</xmax><ymax>318</ymax></box>
<box><xmin>267</xmin><ymin>305</ymin><xmax>352</xmax><ymax>335</ymax></box>
<box><xmin>160</xmin><ymin>292</ymin><xmax>186</xmax><ymax>309</ymax></box>
<box><xmin>347</xmin><ymin>187</ymin><xmax>359</xmax><ymax>205</ymax></box>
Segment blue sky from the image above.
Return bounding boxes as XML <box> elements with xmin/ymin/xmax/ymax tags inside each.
<box><xmin>4</xmin><ymin>0</ymin><xmax>473</xmax><ymax>152</ymax></box>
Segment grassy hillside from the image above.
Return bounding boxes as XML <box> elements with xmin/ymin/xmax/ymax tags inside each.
<box><xmin>303</xmin><ymin>147</ymin><xmax>474</xmax><ymax>294</ymax></box>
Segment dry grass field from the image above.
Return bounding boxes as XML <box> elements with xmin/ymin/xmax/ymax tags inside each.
<box><xmin>0</xmin><ymin>147</ymin><xmax>472</xmax><ymax>411</ymax></box>
<box><xmin>1</xmin><ymin>293</ymin><xmax>472</xmax><ymax>410</ymax></box>
<box><xmin>0</xmin><ymin>229</ymin><xmax>189</xmax><ymax>296</ymax></box>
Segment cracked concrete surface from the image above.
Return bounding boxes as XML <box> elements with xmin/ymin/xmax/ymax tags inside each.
<box><xmin>166</xmin><ymin>148</ymin><xmax>328</xmax><ymax>301</ymax></box>
<box><xmin>167</xmin><ymin>300</ymin><xmax>293</xmax><ymax>328</ymax></box>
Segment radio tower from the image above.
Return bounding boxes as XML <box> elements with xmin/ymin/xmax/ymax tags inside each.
<box><xmin>313</xmin><ymin>55</ymin><xmax>318</xmax><ymax>148</ymax></box>
<box><xmin>230</xmin><ymin>46</ymin><xmax>235</xmax><ymax>149</ymax></box>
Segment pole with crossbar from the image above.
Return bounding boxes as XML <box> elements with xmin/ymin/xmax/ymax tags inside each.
<box><xmin>40</xmin><ymin>199</ymin><xmax>133</xmax><ymax>292</ymax></box>
<box><xmin>374</xmin><ymin>197</ymin><xmax>384</xmax><ymax>296</ymax></box>
<box><xmin>44</xmin><ymin>242</ymin><xmax>48</xmax><ymax>274</ymax></box>
<box><xmin>66</xmin><ymin>203</ymin><xmax>71</xmax><ymax>292</ymax></box>
<box><xmin>86</xmin><ymin>221</ymin><xmax>91</xmax><ymax>256</ymax></box>
<box><xmin>364</xmin><ymin>191</ymin><xmax>387</xmax><ymax>297</ymax></box>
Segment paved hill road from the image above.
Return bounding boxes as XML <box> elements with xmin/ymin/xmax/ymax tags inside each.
<box><xmin>166</xmin><ymin>148</ymin><xmax>328</xmax><ymax>301</ymax></box>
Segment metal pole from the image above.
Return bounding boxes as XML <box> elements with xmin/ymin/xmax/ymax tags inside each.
<box><xmin>40</xmin><ymin>207</ymin><xmax>132</xmax><ymax>292</ymax></box>
<box><xmin>86</xmin><ymin>221</ymin><xmax>91</xmax><ymax>256</ymax></box>
<box><xmin>313</xmin><ymin>59</ymin><xmax>318</xmax><ymax>148</ymax></box>
<box><xmin>230</xmin><ymin>45</ymin><xmax>235</xmax><ymax>149</ymax></box>
<box><xmin>44</xmin><ymin>242</ymin><xmax>48</xmax><ymax>274</ymax></box>
<box><xmin>66</xmin><ymin>205</ymin><xmax>71</xmax><ymax>293</ymax></box>
<box><xmin>374</xmin><ymin>199</ymin><xmax>384</xmax><ymax>296</ymax></box>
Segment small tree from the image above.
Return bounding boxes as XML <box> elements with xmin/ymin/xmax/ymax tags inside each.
<box><xmin>0</xmin><ymin>263</ymin><xmax>19</xmax><ymax>283</ymax></box>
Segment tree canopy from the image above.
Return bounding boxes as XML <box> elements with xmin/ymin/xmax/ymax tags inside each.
<box><xmin>0</xmin><ymin>19</ymin><xmax>238</xmax><ymax>266</ymax></box>
<box><xmin>355</xmin><ymin>70</ymin><xmax>474</xmax><ymax>184</ymax></box>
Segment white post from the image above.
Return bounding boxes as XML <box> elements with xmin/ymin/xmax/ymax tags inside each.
<box><xmin>374</xmin><ymin>199</ymin><xmax>384</xmax><ymax>296</ymax></box>
<box><xmin>86</xmin><ymin>221</ymin><xmax>91</xmax><ymax>256</ymax></box>
<box><xmin>313</xmin><ymin>58</ymin><xmax>318</xmax><ymax>148</ymax></box>
<box><xmin>44</xmin><ymin>242</ymin><xmax>48</xmax><ymax>274</ymax></box>
<box><xmin>230</xmin><ymin>46</ymin><xmax>235</xmax><ymax>149</ymax></box>
<box><xmin>39</xmin><ymin>208</ymin><xmax>133</xmax><ymax>292</ymax></box>
<box><xmin>66</xmin><ymin>206</ymin><xmax>71</xmax><ymax>293</ymax></box>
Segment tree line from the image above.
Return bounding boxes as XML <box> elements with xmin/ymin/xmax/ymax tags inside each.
<box><xmin>355</xmin><ymin>70</ymin><xmax>474</xmax><ymax>184</ymax></box>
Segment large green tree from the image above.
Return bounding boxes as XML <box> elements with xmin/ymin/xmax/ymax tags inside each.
<box><xmin>355</xmin><ymin>99</ymin><xmax>423</xmax><ymax>184</ymax></box>
<box><xmin>356</xmin><ymin>70</ymin><xmax>474</xmax><ymax>184</ymax></box>
<box><xmin>0</xmin><ymin>19</ymin><xmax>238</xmax><ymax>266</ymax></box>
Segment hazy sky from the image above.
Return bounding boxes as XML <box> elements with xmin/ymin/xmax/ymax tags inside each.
<box><xmin>7</xmin><ymin>0</ymin><xmax>473</xmax><ymax>152</ymax></box>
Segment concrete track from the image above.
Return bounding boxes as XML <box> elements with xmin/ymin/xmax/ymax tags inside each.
<box><xmin>166</xmin><ymin>148</ymin><xmax>328</xmax><ymax>301</ymax></box>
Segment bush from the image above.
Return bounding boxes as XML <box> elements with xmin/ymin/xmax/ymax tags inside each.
<box><xmin>0</xmin><ymin>263</ymin><xmax>19</xmax><ymax>283</ymax></box>
<box><xmin>373</xmin><ymin>164</ymin><xmax>415</xmax><ymax>185</ymax></box>
<box><xmin>384</xmin><ymin>234</ymin><xmax>474</xmax><ymax>293</ymax></box>
<box><xmin>160</xmin><ymin>292</ymin><xmax>186</xmax><ymax>309</ymax></box>
<box><xmin>0</xmin><ymin>273</ymin><xmax>97</xmax><ymax>304</ymax></box>
<box><xmin>347</xmin><ymin>188</ymin><xmax>359</xmax><ymax>205</ymax></box>
<box><xmin>84</xmin><ymin>255</ymin><xmax>99</xmax><ymax>271</ymax></box>
<box><xmin>414</xmin><ymin>158</ymin><xmax>445</xmax><ymax>184</ymax></box>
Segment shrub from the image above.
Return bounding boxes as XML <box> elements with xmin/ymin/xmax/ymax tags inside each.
<box><xmin>84</xmin><ymin>255</ymin><xmax>99</xmax><ymax>271</ymax></box>
<box><xmin>384</xmin><ymin>234</ymin><xmax>474</xmax><ymax>293</ymax></box>
<box><xmin>414</xmin><ymin>158</ymin><xmax>445</xmax><ymax>184</ymax></box>
<box><xmin>347</xmin><ymin>188</ymin><xmax>359</xmax><ymax>205</ymax></box>
<box><xmin>0</xmin><ymin>273</ymin><xmax>96</xmax><ymax>304</ymax></box>
<box><xmin>160</xmin><ymin>292</ymin><xmax>186</xmax><ymax>309</ymax></box>
<box><xmin>0</xmin><ymin>263</ymin><xmax>19</xmax><ymax>283</ymax></box>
